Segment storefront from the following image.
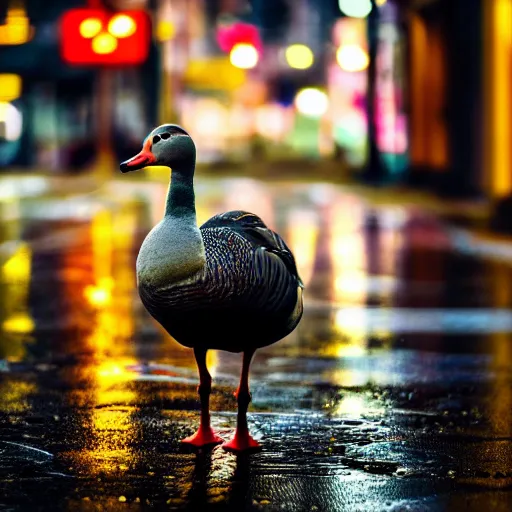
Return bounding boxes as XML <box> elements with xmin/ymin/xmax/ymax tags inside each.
<box><xmin>406</xmin><ymin>0</ymin><xmax>512</xmax><ymax>199</ymax></box>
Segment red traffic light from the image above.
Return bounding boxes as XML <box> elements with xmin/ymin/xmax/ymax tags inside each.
<box><xmin>60</xmin><ymin>9</ymin><xmax>150</xmax><ymax>66</ymax></box>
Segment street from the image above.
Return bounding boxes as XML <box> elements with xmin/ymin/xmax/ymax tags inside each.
<box><xmin>1</xmin><ymin>174</ymin><xmax>511</xmax><ymax>511</ymax></box>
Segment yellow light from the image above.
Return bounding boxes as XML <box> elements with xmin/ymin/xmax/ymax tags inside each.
<box><xmin>285</xmin><ymin>44</ymin><xmax>314</xmax><ymax>70</ymax></box>
<box><xmin>0</xmin><ymin>8</ymin><xmax>33</xmax><ymax>45</ymax></box>
<box><xmin>376</xmin><ymin>0</ymin><xmax>387</xmax><ymax>5</ymax></box>
<box><xmin>85</xmin><ymin>286</ymin><xmax>111</xmax><ymax>307</ymax></box>
<box><xmin>92</xmin><ymin>33</ymin><xmax>118</xmax><ymax>55</ymax></box>
<box><xmin>2</xmin><ymin>313</ymin><xmax>35</xmax><ymax>334</ymax></box>
<box><xmin>84</xmin><ymin>278</ymin><xmax>114</xmax><ymax>307</ymax></box>
<box><xmin>336</xmin><ymin>44</ymin><xmax>369</xmax><ymax>72</ymax></box>
<box><xmin>108</xmin><ymin>14</ymin><xmax>136</xmax><ymax>39</ymax></box>
<box><xmin>487</xmin><ymin>0</ymin><xmax>512</xmax><ymax>197</ymax></box>
<box><xmin>294</xmin><ymin>88</ymin><xmax>329</xmax><ymax>118</ymax></box>
<box><xmin>156</xmin><ymin>20</ymin><xmax>175</xmax><ymax>42</ymax></box>
<box><xmin>2</xmin><ymin>244</ymin><xmax>31</xmax><ymax>283</ymax></box>
<box><xmin>0</xmin><ymin>74</ymin><xmax>21</xmax><ymax>102</ymax></box>
<box><xmin>79</xmin><ymin>17</ymin><xmax>102</xmax><ymax>39</ymax></box>
<box><xmin>338</xmin><ymin>0</ymin><xmax>372</xmax><ymax>18</ymax></box>
<box><xmin>229</xmin><ymin>43</ymin><xmax>259</xmax><ymax>69</ymax></box>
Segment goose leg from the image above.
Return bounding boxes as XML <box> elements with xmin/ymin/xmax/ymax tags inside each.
<box><xmin>222</xmin><ymin>350</ymin><xmax>261</xmax><ymax>452</ymax></box>
<box><xmin>182</xmin><ymin>348</ymin><xmax>223</xmax><ymax>447</ymax></box>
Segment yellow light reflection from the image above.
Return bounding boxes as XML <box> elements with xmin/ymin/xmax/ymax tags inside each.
<box><xmin>329</xmin><ymin>199</ymin><xmax>368</xmax><ymax>357</ymax></box>
<box><xmin>84</xmin><ymin>277</ymin><xmax>114</xmax><ymax>308</ymax></box>
<box><xmin>287</xmin><ymin>209</ymin><xmax>319</xmax><ymax>286</ymax></box>
<box><xmin>73</xmin><ymin>202</ymin><xmax>140</xmax><ymax>476</ymax></box>
<box><xmin>0</xmin><ymin>381</ymin><xmax>36</xmax><ymax>413</ymax></box>
<box><xmin>2</xmin><ymin>312</ymin><xmax>34</xmax><ymax>334</ymax></box>
<box><xmin>488</xmin><ymin>264</ymin><xmax>512</xmax><ymax>441</ymax></box>
<box><xmin>330</xmin><ymin>200</ymin><xmax>367</xmax><ymax>304</ymax></box>
<box><xmin>334</xmin><ymin>394</ymin><xmax>385</xmax><ymax>419</ymax></box>
<box><xmin>0</xmin><ymin>242</ymin><xmax>35</xmax><ymax>361</ymax></box>
<box><xmin>2</xmin><ymin>243</ymin><xmax>31</xmax><ymax>282</ymax></box>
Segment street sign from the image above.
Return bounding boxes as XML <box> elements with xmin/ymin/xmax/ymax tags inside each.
<box><xmin>60</xmin><ymin>8</ymin><xmax>150</xmax><ymax>66</ymax></box>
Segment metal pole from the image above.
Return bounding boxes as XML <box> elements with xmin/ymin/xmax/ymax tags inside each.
<box><xmin>94</xmin><ymin>68</ymin><xmax>116</xmax><ymax>180</ymax></box>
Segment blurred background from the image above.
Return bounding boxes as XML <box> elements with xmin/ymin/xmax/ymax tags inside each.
<box><xmin>1</xmin><ymin>3</ymin><xmax>512</xmax><ymax>507</ymax></box>
<box><xmin>0</xmin><ymin>0</ymin><xmax>509</xmax><ymax>201</ymax></box>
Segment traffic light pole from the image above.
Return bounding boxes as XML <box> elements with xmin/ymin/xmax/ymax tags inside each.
<box><xmin>94</xmin><ymin>67</ymin><xmax>115</xmax><ymax>180</ymax></box>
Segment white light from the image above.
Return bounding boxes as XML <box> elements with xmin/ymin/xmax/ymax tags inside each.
<box><xmin>336</xmin><ymin>44</ymin><xmax>369</xmax><ymax>72</ymax></box>
<box><xmin>294</xmin><ymin>88</ymin><xmax>328</xmax><ymax>118</ymax></box>
<box><xmin>338</xmin><ymin>0</ymin><xmax>372</xmax><ymax>18</ymax></box>
<box><xmin>229</xmin><ymin>43</ymin><xmax>259</xmax><ymax>69</ymax></box>
<box><xmin>0</xmin><ymin>101</ymin><xmax>22</xmax><ymax>141</ymax></box>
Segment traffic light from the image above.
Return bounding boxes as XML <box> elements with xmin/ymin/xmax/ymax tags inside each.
<box><xmin>60</xmin><ymin>9</ymin><xmax>150</xmax><ymax>66</ymax></box>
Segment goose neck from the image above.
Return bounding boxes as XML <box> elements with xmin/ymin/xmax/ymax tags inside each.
<box><xmin>165</xmin><ymin>169</ymin><xmax>196</xmax><ymax>219</ymax></box>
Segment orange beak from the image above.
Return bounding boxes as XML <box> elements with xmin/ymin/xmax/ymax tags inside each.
<box><xmin>120</xmin><ymin>139</ymin><xmax>156</xmax><ymax>173</ymax></box>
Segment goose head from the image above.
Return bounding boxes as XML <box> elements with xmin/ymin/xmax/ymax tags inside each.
<box><xmin>120</xmin><ymin>124</ymin><xmax>196</xmax><ymax>173</ymax></box>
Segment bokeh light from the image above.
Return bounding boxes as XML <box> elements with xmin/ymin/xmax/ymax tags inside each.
<box><xmin>108</xmin><ymin>14</ymin><xmax>136</xmax><ymax>38</ymax></box>
<box><xmin>156</xmin><ymin>20</ymin><xmax>175</xmax><ymax>42</ymax></box>
<box><xmin>0</xmin><ymin>7</ymin><xmax>33</xmax><ymax>45</ymax></box>
<box><xmin>336</xmin><ymin>44</ymin><xmax>369</xmax><ymax>72</ymax></box>
<box><xmin>0</xmin><ymin>74</ymin><xmax>22</xmax><ymax>102</ymax></box>
<box><xmin>92</xmin><ymin>33</ymin><xmax>118</xmax><ymax>55</ymax></box>
<box><xmin>79</xmin><ymin>17</ymin><xmax>102</xmax><ymax>39</ymax></box>
<box><xmin>0</xmin><ymin>102</ymin><xmax>23</xmax><ymax>141</ymax></box>
<box><xmin>294</xmin><ymin>88</ymin><xmax>329</xmax><ymax>118</ymax></box>
<box><xmin>230</xmin><ymin>43</ymin><xmax>259</xmax><ymax>69</ymax></box>
<box><xmin>285</xmin><ymin>44</ymin><xmax>314</xmax><ymax>70</ymax></box>
<box><xmin>338</xmin><ymin>0</ymin><xmax>373</xmax><ymax>18</ymax></box>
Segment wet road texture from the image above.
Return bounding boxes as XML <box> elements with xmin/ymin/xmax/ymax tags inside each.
<box><xmin>1</xmin><ymin>176</ymin><xmax>511</xmax><ymax>511</ymax></box>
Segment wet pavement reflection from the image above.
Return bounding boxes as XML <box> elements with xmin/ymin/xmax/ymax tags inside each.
<box><xmin>1</xmin><ymin>176</ymin><xmax>511</xmax><ymax>511</ymax></box>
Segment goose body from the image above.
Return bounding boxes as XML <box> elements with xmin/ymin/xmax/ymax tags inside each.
<box><xmin>121</xmin><ymin>124</ymin><xmax>303</xmax><ymax>451</ymax></box>
<box><xmin>137</xmin><ymin>210</ymin><xmax>303</xmax><ymax>352</ymax></box>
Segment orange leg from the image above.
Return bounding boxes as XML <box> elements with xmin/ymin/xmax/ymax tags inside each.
<box><xmin>182</xmin><ymin>348</ymin><xmax>223</xmax><ymax>447</ymax></box>
<box><xmin>222</xmin><ymin>350</ymin><xmax>261</xmax><ymax>452</ymax></box>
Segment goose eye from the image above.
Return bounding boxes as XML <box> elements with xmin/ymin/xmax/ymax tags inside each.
<box><xmin>161</xmin><ymin>132</ymin><xmax>170</xmax><ymax>140</ymax></box>
<box><xmin>152</xmin><ymin>135</ymin><xmax>161</xmax><ymax>144</ymax></box>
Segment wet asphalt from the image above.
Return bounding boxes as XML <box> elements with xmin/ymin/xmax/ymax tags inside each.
<box><xmin>0</xmin><ymin>175</ymin><xmax>511</xmax><ymax>511</ymax></box>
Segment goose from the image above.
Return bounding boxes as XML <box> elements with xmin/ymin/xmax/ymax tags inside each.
<box><xmin>120</xmin><ymin>124</ymin><xmax>304</xmax><ymax>452</ymax></box>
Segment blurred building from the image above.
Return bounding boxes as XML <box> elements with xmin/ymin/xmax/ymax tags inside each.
<box><xmin>0</xmin><ymin>0</ymin><xmax>409</xmax><ymax>176</ymax></box>
<box><xmin>0</xmin><ymin>0</ymin><xmax>510</xmax><ymax>209</ymax></box>
<box><xmin>405</xmin><ymin>0</ymin><xmax>512</xmax><ymax>202</ymax></box>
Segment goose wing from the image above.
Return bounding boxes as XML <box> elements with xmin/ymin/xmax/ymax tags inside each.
<box><xmin>201</xmin><ymin>210</ymin><xmax>303</xmax><ymax>287</ymax></box>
